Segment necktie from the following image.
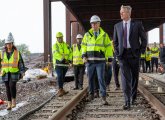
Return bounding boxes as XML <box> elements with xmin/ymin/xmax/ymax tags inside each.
<box><xmin>94</xmin><ymin>32</ymin><xmax>97</xmax><ymax>39</ymax></box>
<box><xmin>123</xmin><ymin>23</ymin><xmax>127</xmax><ymax>48</ymax></box>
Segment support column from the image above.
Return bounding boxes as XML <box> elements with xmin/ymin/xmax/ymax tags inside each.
<box><xmin>43</xmin><ymin>0</ymin><xmax>52</xmax><ymax>62</ymax></box>
<box><xmin>159</xmin><ymin>24</ymin><xmax>163</xmax><ymax>44</ymax></box>
<box><xmin>66</xmin><ymin>9</ymin><xmax>85</xmax><ymax>46</ymax></box>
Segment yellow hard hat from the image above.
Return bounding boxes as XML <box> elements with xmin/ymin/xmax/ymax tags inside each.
<box><xmin>56</xmin><ymin>32</ymin><xmax>63</xmax><ymax>38</ymax></box>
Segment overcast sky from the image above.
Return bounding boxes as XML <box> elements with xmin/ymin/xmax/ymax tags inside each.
<box><xmin>0</xmin><ymin>0</ymin><xmax>65</xmax><ymax>53</ymax></box>
<box><xmin>0</xmin><ymin>0</ymin><xmax>160</xmax><ymax>53</ymax></box>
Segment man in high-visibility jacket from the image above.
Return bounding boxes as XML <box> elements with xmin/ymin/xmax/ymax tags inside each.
<box><xmin>140</xmin><ymin>53</ymin><xmax>146</xmax><ymax>73</ymax></box>
<box><xmin>145</xmin><ymin>47</ymin><xmax>151</xmax><ymax>72</ymax></box>
<box><xmin>151</xmin><ymin>42</ymin><xmax>159</xmax><ymax>72</ymax></box>
<box><xmin>72</xmin><ymin>34</ymin><xmax>85</xmax><ymax>90</ymax></box>
<box><xmin>52</xmin><ymin>32</ymin><xmax>72</xmax><ymax>97</ymax></box>
<box><xmin>82</xmin><ymin>15</ymin><xmax>113</xmax><ymax>105</ymax></box>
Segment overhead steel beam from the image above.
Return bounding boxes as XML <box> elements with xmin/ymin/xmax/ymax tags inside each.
<box><xmin>77</xmin><ymin>9</ymin><xmax>165</xmax><ymax>22</ymax></box>
<box><xmin>65</xmin><ymin>0</ymin><xmax>165</xmax><ymax>7</ymax></box>
<box><xmin>159</xmin><ymin>25</ymin><xmax>163</xmax><ymax>44</ymax></box>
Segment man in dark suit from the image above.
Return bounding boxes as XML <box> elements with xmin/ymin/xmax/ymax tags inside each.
<box><xmin>113</xmin><ymin>5</ymin><xmax>147</xmax><ymax>110</ymax></box>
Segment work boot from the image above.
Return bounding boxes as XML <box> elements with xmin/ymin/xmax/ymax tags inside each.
<box><xmin>11</xmin><ymin>98</ymin><xmax>16</xmax><ymax>108</ymax></box>
<box><xmin>86</xmin><ymin>94</ymin><xmax>94</xmax><ymax>102</ymax></box>
<box><xmin>101</xmin><ymin>97</ymin><xmax>108</xmax><ymax>105</ymax></box>
<box><xmin>57</xmin><ymin>88</ymin><xmax>68</xmax><ymax>97</ymax></box>
<box><xmin>94</xmin><ymin>91</ymin><xmax>99</xmax><ymax>98</ymax></box>
<box><xmin>115</xmin><ymin>87</ymin><xmax>120</xmax><ymax>91</ymax></box>
<box><xmin>7</xmin><ymin>101</ymin><xmax>12</xmax><ymax>110</ymax></box>
<box><xmin>79</xmin><ymin>86</ymin><xmax>83</xmax><ymax>90</ymax></box>
<box><xmin>106</xmin><ymin>86</ymin><xmax>110</xmax><ymax>91</ymax></box>
<box><xmin>73</xmin><ymin>87</ymin><xmax>79</xmax><ymax>90</ymax></box>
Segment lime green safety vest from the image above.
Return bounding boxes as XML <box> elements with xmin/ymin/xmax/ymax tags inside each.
<box><xmin>52</xmin><ymin>41</ymin><xmax>72</xmax><ymax>65</ymax></box>
<box><xmin>81</xmin><ymin>27</ymin><xmax>113</xmax><ymax>62</ymax></box>
<box><xmin>145</xmin><ymin>51</ymin><xmax>151</xmax><ymax>61</ymax></box>
<box><xmin>151</xmin><ymin>47</ymin><xmax>159</xmax><ymax>58</ymax></box>
<box><xmin>140</xmin><ymin>53</ymin><xmax>145</xmax><ymax>58</ymax></box>
<box><xmin>72</xmin><ymin>44</ymin><xmax>83</xmax><ymax>65</ymax></box>
<box><xmin>1</xmin><ymin>50</ymin><xmax>19</xmax><ymax>74</ymax></box>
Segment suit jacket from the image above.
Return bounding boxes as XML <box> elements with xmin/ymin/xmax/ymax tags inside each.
<box><xmin>113</xmin><ymin>20</ymin><xmax>147</xmax><ymax>59</ymax></box>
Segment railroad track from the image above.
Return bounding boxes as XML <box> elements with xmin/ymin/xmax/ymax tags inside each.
<box><xmin>139</xmin><ymin>73</ymin><xmax>165</xmax><ymax>119</ymax></box>
<box><xmin>17</xmin><ymin>74</ymin><xmax>165</xmax><ymax>120</ymax></box>
<box><xmin>17</xmin><ymin>80</ymin><xmax>88</xmax><ymax>120</ymax></box>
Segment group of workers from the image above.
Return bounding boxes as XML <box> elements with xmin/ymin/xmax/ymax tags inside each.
<box><xmin>53</xmin><ymin>5</ymin><xmax>147</xmax><ymax>110</ymax></box>
<box><xmin>1</xmin><ymin>4</ymin><xmax>164</xmax><ymax>111</ymax></box>
<box><xmin>140</xmin><ymin>42</ymin><xmax>160</xmax><ymax>73</ymax></box>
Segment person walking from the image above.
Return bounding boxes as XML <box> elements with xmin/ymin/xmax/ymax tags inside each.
<box><xmin>145</xmin><ymin>47</ymin><xmax>151</xmax><ymax>73</ymax></box>
<box><xmin>151</xmin><ymin>42</ymin><xmax>159</xmax><ymax>72</ymax></box>
<box><xmin>113</xmin><ymin>5</ymin><xmax>147</xmax><ymax>110</ymax></box>
<box><xmin>52</xmin><ymin>32</ymin><xmax>72</xmax><ymax>97</ymax></box>
<box><xmin>82</xmin><ymin>15</ymin><xmax>113</xmax><ymax>105</ymax></box>
<box><xmin>0</xmin><ymin>33</ymin><xmax>25</xmax><ymax>110</ymax></box>
<box><xmin>72</xmin><ymin>34</ymin><xmax>85</xmax><ymax>90</ymax></box>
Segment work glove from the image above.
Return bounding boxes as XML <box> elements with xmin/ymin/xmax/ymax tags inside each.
<box><xmin>83</xmin><ymin>57</ymin><xmax>87</xmax><ymax>63</ymax></box>
<box><xmin>62</xmin><ymin>54</ymin><xmax>65</xmax><ymax>59</ymax></box>
<box><xmin>106</xmin><ymin>62</ymin><xmax>112</xmax><ymax>65</ymax></box>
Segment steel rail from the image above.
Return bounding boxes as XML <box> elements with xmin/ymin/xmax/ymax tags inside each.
<box><xmin>139</xmin><ymin>74</ymin><xmax>165</xmax><ymax>119</ymax></box>
<box><xmin>49</xmin><ymin>87</ymin><xmax>88</xmax><ymax>120</ymax></box>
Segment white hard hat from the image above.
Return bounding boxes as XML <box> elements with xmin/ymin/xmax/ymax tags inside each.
<box><xmin>76</xmin><ymin>34</ymin><xmax>83</xmax><ymax>39</ymax></box>
<box><xmin>5</xmin><ymin>32</ymin><xmax>14</xmax><ymax>44</ymax></box>
<box><xmin>90</xmin><ymin>15</ymin><xmax>101</xmax><ymax>23</ymax></box>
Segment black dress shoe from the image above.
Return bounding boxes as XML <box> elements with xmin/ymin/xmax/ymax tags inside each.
<box><xmin>115</xmin><ymin>87</ymin><xmax>120</xmax><ymax>91</ymax></box>
<box><xmin>86</xmin><ymin>95</ymin><xmax>94</xmax><ymax>102</ymax></box>
<box><xmin>123</xmin><ymin>104</ymin><xmax>131</xmax><ymax>110</ymax></box>
<box><xmin>131</xmin><ymin>99</ymin><xmax>137</xmax><ymax>105</ymax></box>
<box><xmin>73</xmin><ymin>87</ymin><xmax>79</xmax><ymax>90</ymax></box>
<box><xmin>80</xmin><ymin>87</ymin><xmax>83</xmax><ymax>90</ymax></box>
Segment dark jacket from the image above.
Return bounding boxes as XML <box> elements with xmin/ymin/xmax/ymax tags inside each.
<box><xmin>113</xmin><ymin>20</ymin><xmax>147</xmax><ymax>59</ymax></box>
<box><xmin>160</xmin><ymin>46</ymin><xmax>165</xmax><ymax>64</ymax></box>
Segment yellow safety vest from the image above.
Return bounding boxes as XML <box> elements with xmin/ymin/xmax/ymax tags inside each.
<box><xmin>81</xmin><ymin>27</ymin><xmax>113</xmax><ymax>62</ymax></box>
<box><xmin>140</xmin><ymin>53</ymin><xmax>145</xmax><ymax>58</ymax></box>
<box><xmin>72</xmin><ymin>44</ymin><xmax>83</xmax><ymax>65</ymax></box>
<box><xmin>151</xmin><ymin>47</ymin><xmax>159</xmax><ymax>58</ymax></box>
<box><xmin>1</xmin><ymin>50</ymin><xmax>19</xmax><ymax>74</ymax></box>
<box><xmin>145</xmin><ymin>50</ymin><xmax>151</xmax><ymax>61</ymax></box>
<box><xmin>52</xmin><ymin>41</ymin><xmax>72</xmax><ymax>65</ymax></box>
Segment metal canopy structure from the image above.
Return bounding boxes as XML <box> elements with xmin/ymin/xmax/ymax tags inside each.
<box><xmin>60</xmin><ymin>0</ymin><xmax>165</xmax><ymax>36</ymax></box>
<box><xmin>44</xmin><ymin>0</ymin><xmax>165</xmax><ymax>61</ymax></box>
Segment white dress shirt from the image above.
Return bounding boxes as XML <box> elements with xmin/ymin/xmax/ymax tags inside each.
<box><xmin>123</xmin><ymin>19</ymin><xmax>131</xmax><ymax>48</ymax></box>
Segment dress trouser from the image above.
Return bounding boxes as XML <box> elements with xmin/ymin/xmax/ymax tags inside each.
<box><xmin>119</xmin><ymin>49</ymin><xmax>139</xmax><ymax>104</ymax></box>
<box><xmin>112</xmin><ymin>60</ymin><xmax>120</xmax><ymax>88</ymax></box>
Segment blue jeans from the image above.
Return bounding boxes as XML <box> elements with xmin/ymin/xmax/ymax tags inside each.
<box><xmin>105</xmin><ymin>64</ymin><xmax>112</xmax><ymax>86</ymax></box>
<box><xmin>87</xmin><ymin>62</ymin><xmax>106</xmax><ymax>97</ymax></box>
<box><xmin>55</xmin><ymin>66</ymin><xmax>68</xmax><ymax>89</ymax></box>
